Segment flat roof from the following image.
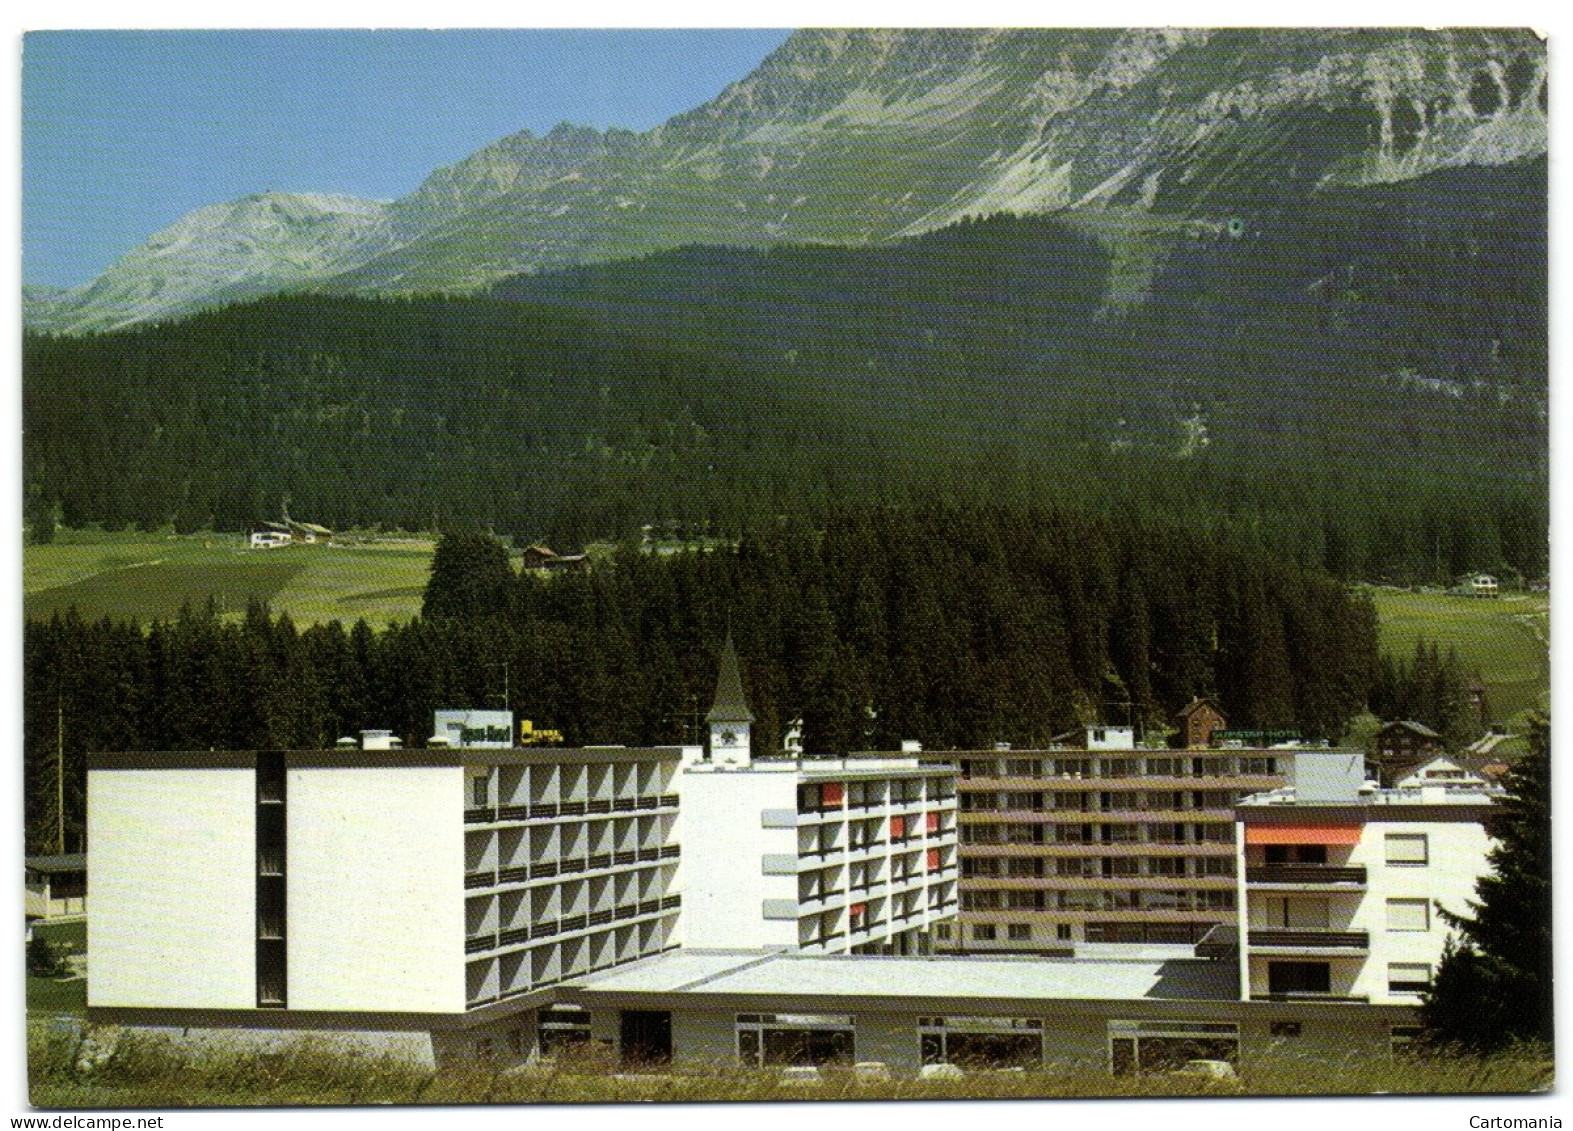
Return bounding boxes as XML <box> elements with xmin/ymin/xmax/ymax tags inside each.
<box><xmin>25</xmin><ymin>853</ymin><xmax>86</xmax><ymax>874</ymax></box>
<box><xmin>565</xmin><ymin>948</ymin><xmax>1236</xmax><ymax>1004</ymax></box>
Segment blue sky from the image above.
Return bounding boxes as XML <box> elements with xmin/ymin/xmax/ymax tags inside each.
<box><xmin>21</xmin><ymin>29</ymin><xmax>793</xmax><ymax>288</ymax></box>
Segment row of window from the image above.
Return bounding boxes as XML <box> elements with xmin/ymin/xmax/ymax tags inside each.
<box><xmin>1250</xmin><ymin>896</ymin><xmax>1431</xmax><ymax>933</ymax></box>
<box><xmin>960</xmin><ymin>855</ymin><xmax>1237</xmax><ymax>879</ymax></box>
<box><xmin>961</xmin><ymin>823</ymin><xmax>1234</xmax><ymax>845</ymax></box>
<box><xmin>962</xmin><ymin>790</ymin><xmax>1240</xmax><ymax>813</ymax></box>
<box><xmin>960</xmin><ymin>756</ymin><xmax>1278</xmax><ymax>780</ymax></box>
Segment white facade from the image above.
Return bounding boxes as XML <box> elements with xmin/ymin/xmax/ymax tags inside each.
<box><xmin>87</xmin><ymin>740</ymin><xmax>683</xmax><ymax>1024</ymax></box>
<box><xmin>88</xmin><ymin>765</ymin><xmax>258</xmax><ymax>1010</ymax></box>
<box><xmin>1236</xmin><ymin>759</ymin><xmax>1493</xmax><ymax>1006</ymax></box>
<box><xmin>287</xmin><ymin>765</ymin><xmax>466</xmax><ymax>1013</ymax></box>
<box><xmin>680</xmin><ymin>756</ymin><xmax>959</xmax><ymax>954</ymax></box>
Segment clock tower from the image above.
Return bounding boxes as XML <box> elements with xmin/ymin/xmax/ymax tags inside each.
<box><xmin>706</xmin><ymin>632</ymin><xmax>754</xmax><ymax>765</ymax></box>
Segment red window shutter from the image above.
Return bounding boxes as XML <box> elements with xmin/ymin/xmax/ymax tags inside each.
<box><xmin>890</xmin><ymin>816</ymin><xmax>906</xmax><ymax>838</ymax></box>
<box><xmin>926</xmin><ymin>811</ymin><xmax>940</xmax><ymax>833</ymax></box>
<box><xmin>927</xmin><ymin>848</ymin><xmax>941</xmax><ymax>871</ymax></box>
<box><xmin>850</xmin><ymin>902</ymin><xmax>867</xmax><ymax>917</ymax></box>
<box><xmin>821</xmin><ymin>782</ymin><xmax>845</xmax><ymax>807</ymax></box>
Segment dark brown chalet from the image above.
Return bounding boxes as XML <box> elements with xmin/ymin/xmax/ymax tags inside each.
<box><xmin>1174</xmin><ymin>698</ymin><xmax>1227</xmax><ymax>749</ymax></box>
<box><xmin>1373</xmin><ymin>719</ymin><xmax>1446</xmax><ymax>786</ymax></box>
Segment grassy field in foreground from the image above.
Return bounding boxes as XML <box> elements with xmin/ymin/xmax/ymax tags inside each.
<box><xmin>24</xmin><ymin>530</ymin><xmax>435</xmax><ymax>629</ymax></box>
<box><xmin>1361</xmin><ymin>587</ymin><xmax>1550</xmax><ymax>726</ymax></box>
<box><xmin>24</xmin><ymin>1025</ymin><xmax>1552</xmax><ymax>1107</ymax></box>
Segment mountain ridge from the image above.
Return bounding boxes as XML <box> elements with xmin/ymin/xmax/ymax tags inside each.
<box><xmin>27</xmin><ymin>28</ymin><xmax>1546</xmax><ymax>335</ymax></box>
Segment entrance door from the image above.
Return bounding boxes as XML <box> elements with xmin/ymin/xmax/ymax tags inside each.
<box><xmin>620</xmin><ymin>1010</ymin><xmax>672</xmax><ymax>1067</ymax></box>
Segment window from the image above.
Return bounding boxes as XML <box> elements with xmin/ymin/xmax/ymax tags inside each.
<box><xmin>1386</xmin><ymin>898</ymin><xmax>1430</xmax><ymax>932</ymax></box>
<box><xmin>1385</xmin><ymin>833</ymin><xmax>1429</xmax><ymax>866</ymax></box>
<box><xmin>1267</xmin><ymin>961</ymin><xmax>1331</xmax><ymax>995</ymax></box>
<box><xmin>935</xmin><ymin>924</ymin><xmax>952</xmax><ymax>940</ymax></box>
<box><xmin>972</xmin><ymin>924</ymin><xmax>997</xmax><ymax>942</ymax></box>
<box><xmin>1056</xmin><ymin>923</ymin><xmax>1073</xmax><ymax>941</ymax></box>
<box><xmin>1388</xmin><ymin>963</ymin><xmax>1431</xmax><ymax>993</ymax></box>
<box><xmin>538</xmin><ymin>1006</ymin><xmax>592</xmax><ymax>1055</ymax></box>
<box><xmin>920</xmin><ymin>1016</ymin><xmax>1042</xmax><ymax>1068</ymax></box>
<box><xmin>1008</xmin><ymin>923</ymin><xmax>1032</xmax><ymax>941</ymax></box>
<box><xmin>736</xmin><ymin>1014</ymin><xmax>855</xmax><ymax>1067</ymax></box>
<box><xmin>1270</xmin><ymin>1021</ymin><xmax>1302</xmax><ymax>1038</ymax></box>
<box><xmin>1108</xmin><ymin>1020</ymin><xmax>1238</xmax><ymax>1077</ymax></box>
<box><xmin>472</xmin><ymin>776</ymin><xmax>489</xmax><ymax>808</ymax></box>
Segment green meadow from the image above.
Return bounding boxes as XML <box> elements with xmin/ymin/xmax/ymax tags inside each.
<box><xmin>24</xmin><ymin>1025</ymin><xmax>1553</xmax><ymax>1106</ymax></box>
<box><xmin>24</xmin><ymin>529</ymin><xmax>435</xmax><ymax>630</ymax></box>
<box><xmin>1361</xmin><ymin>586</ymin><xmax>1550</xmax><ymax>726</ymax></box>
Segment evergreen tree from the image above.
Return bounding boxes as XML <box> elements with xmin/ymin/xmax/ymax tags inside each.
<box><xmin>1422</xmin><ymin>717</ymin><xmax>1552</xmax><ymax>1050</ymax></box>
<box><xmin>422</xmin><ymin>532</ymin><xmax>515</xmax><ymax>621</ymax></box>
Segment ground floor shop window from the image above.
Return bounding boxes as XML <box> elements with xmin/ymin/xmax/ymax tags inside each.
<box><xmin>919</xmin><ymin>1016</ymin><xmax>1042</xmax><ymax>1068</ymax></box>
<box><xmin>1108</xmin><ymin>1020</ymin><xmax>1238</xmax><ymax>1076</ymax></box>
<box><xmin>736</xmin><ymin>1014</ymin><xmax>855</xmax><ymax>1067</ymax></box>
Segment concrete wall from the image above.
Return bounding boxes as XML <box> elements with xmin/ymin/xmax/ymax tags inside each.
<box><xmin>678</xmin><ymin>770</ymin><xmax>799</xmax><ymax>948</ymax></box>
<box><xmin>287</xmin><ymin>765</ymin><xmax>466</xmax><ymax>1013</ymax></box>
<box><xmin>88</xmin><ymin>768</ymin><xmax>257</xmax><ymax>1009</ymax></box>
<box><xmin>1351</xmin><ymin>816</ymin><xmax>1491</xmax><ymax>1003</ymax></box>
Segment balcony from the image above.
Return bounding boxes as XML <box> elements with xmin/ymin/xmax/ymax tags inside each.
<box><xmin>1248</xmin><ymin>929</ymin><xmax>1369</xmax><ymax>951</ymax></box>
<box><xmin>1247</xmin><ymin>865</ymin><xmax>1366</xmax><ymax>886</ymax></box>
<box><xmin>1256</xmin><ymin>991</ymin><xmax>1370</xmax><ymax>1004</ymax></box>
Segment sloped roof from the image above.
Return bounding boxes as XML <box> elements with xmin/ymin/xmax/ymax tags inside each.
<box><xmin>706</xmin><ymin>633</ymin><xmax>754</xmax><ymax>724</ymax></box>
<box><xmin>1381</xmin><ymin>719</ymin><xmax>1442</xmax><ymax>739</ymax></box>
<box><xmin>1176</xmin><ymin>696</ymin><xmax>1224</xmax><ymax>719</ymax></box>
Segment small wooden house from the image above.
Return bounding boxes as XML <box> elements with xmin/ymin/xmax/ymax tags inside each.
<box><xmin>1174</xmin><ymin>697</ymin><xmax>1227</xmax><ymax>749</ymax></box>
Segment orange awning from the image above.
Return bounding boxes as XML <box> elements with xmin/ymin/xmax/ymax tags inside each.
<box><xmin>1246</xmin><ymin>824</ymin><xmax>1361</xmax><ymax>845</ymax></box>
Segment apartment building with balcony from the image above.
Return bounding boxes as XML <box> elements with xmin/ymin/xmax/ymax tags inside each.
<box><xmin>1234</xmin><ymin>751</ymin><xmax>1494</xmax><ymax>1005</ymax></box>
<box><xmin>680</xmin><ymin>635</ymin><xmax>959</xmax><ymax>954</ymax></box>
<box><xmin>924</xmin><ymin>726</ymin><xmax>1289</xmax><ymax>950</ymax></box>
<box><xmin>87</xmin><ymin>724</ymin><xmax>684</xmax><ymax>1059</ymax></box>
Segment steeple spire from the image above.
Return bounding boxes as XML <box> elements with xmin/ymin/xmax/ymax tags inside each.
<box><xmin>706</xmin><ymin>631</ymin><xmax>753</xmax><ymax>764</ymax></box>
<box><xmin>707</xmin><ymin>632</ymin><xmax>754</xmax><ymax>724</ymax></box>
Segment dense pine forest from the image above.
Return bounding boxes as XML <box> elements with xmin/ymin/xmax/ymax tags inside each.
<box><xmin>23</xmin><ymin>159</ymin><xmax>1547</xmax><ymax>582</ymax></box>
<box><xmin>23</xmin><ymin>508</ymin><xmax>1376</xmax><ymax>853</ymax></box>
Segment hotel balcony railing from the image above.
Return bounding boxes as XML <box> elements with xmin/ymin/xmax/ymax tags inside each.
<box><xmin>499</xmin><ymin>925</ymin><xmax>531</xmax><ymax>946</ymax></box>
<box><xmin>497</xmin><ymin>865</ymin><xmax>531</xmax><ymax>884</ymax></box>
<box><xmin>464</xmin><ymin>807</ymin><xmax>493</xmax><ymax>824</ymax></box>
<box><xmin>1246</xmin><ymin>865</ymin><xmax>1367</xmax><ymax>885</ymax></box>
<box><xmin>1257</xmin><ymin>991</ymin><xmax>1370</xmax><ymax>1003</ymax></box>
<box><xmin>465</xmin><ymin>870</ymin><xmax>494</xmax><ymax>889</ymax></box>
<box><xmin>1249</xmin><ymin>929</ymin><xmax>1369</xmax><ymax>949</ymax></box>
<box><xmin>465</xmin><ymin>933</ymin><xmax>496</xmax><ymax>954</ymax></box>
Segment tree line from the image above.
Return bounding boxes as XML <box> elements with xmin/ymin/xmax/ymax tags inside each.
<box><xmin>23</xmin><ymin>163</ymin><xmax>1547</xmax><ymax>582</ymax></box>
<box><xmin>23</xmin><ymin>506</ymin><xmax>1378</xmax><ymax>854</ymax></box>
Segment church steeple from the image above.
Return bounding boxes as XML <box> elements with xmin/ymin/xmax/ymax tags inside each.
<box><xmin>706</xmin><ymin>632</ymin><xmax>753</xmax><ymax>762</ymax></box>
